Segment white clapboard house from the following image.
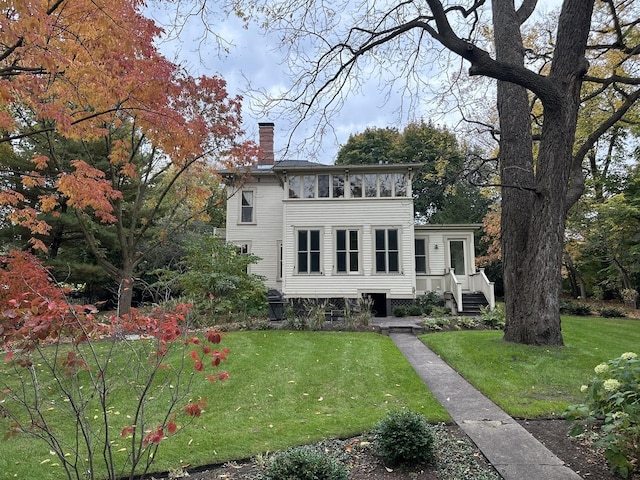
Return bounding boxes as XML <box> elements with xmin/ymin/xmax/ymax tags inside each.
<box><xmin>222</xmin><ymin>123</ymin><xmax>495</xmax><ymax>317</ymax></box>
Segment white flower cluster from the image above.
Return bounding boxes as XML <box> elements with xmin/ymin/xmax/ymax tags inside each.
<box><xmin>603</xmin><ymin>378</ymin><xmax>622</xmax><ymax>392</ymax></box>
<box><xmin>594</xmin><ymin>363</ymin><xmax>609</xmax><ymax>374</ymax></box>
<box><xmin>620</xmin><ymin>352</ymin><xmax>637</xmax><ymax>360</ymax></box>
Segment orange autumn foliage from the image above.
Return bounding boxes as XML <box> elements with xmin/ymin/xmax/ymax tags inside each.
<box><xmin>0</xmin><ymin>0</ymin><xmax>258</xmax><ymax>250</ymax></box>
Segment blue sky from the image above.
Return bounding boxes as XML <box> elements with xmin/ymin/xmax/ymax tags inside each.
<box><xmin>145</xmin><ymin>1</ymin><xmax>561</xmax><ymax>164</ymax></box>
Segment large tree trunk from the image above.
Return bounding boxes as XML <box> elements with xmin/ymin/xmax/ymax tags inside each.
<box><xmin>493</xmin><ymin>0</ymin><xmax>594</xmax><ymax>345</ymax></box>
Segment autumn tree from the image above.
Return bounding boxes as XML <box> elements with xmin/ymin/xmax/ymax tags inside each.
<box><xmin>236</xmin><ymin>0</ymin><xmax>640</xmax><ymax>345</ymax></box>
<box><xmin>0</xmin><ymin>0</ymin><xmax>258</xmax><ymax>313</ymax></box>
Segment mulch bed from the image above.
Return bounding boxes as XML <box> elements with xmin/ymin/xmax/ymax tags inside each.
<box><xmin>150</xmin><ymin>419</ymin><xmax>635</xmax><ymax>479</ymax></box>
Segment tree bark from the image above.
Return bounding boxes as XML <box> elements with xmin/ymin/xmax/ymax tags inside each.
<box><xmin>118</xmin><ymin>276</ymin><xmax>134</xmax><ymax>316</ymax></box>
<box><xmin>494</xmin><ymin>0</ymin><xmax>594</xmax><ymax>345</ymax></box>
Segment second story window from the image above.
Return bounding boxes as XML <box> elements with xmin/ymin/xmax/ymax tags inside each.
<box><xmin>289</xmin><ymin>175</ymin><xmax>301</xmax><ymax>198</ymax></box>
<box><xmin>288</xmin><ymin>172</ymin><xmax>408</xmax><ymax>199</ymax></box>
<box><xmin>380</xmin><ymin>173</ymin><xmax>392</xmax><ymax>197</ymax></box>
<box><xmin>303</xmin><ymin>175</ymin><xmax>316</xmax><ymax>198</ymax></box>
<box><xmin>332</xmin><ymin>174</ymin><xmax>345</xmax><ymax>198</ymax></box>
<box><xmin>350</xmin><ymin>174</ymin><xmax>363</xmax><ymax>198</ymax></box>
<box><xmin>394</xmin><ymin>173</ymin><xmax>407</xmax><ymax>197</ymax></box>
<box><xmin>241</xmin><ymin>190</ymin><xmax>254</xmax><ymax>223</ymax></box>
<box><xmin>318</xmin><ymin>174</ymin><xmax>330</xmax><ymax>198</ymax></box>
<box><xmin>364</xmin><ymin>174</ymin><xmax>377</xmax><ymax>197</ymax></box>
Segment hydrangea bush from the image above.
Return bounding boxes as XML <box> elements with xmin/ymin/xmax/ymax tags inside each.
<box><xmin>564</xmin><ymin>352</ymin><xmax>640</xmax><ymax>478</ymax></box>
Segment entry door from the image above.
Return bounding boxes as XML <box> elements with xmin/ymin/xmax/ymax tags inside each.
<box><xmin>447</xmin><ymin>239</ymin><xmax>469</xmax><ymax>290</ymax></box>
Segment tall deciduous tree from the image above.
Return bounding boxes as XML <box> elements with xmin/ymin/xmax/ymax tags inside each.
<box><xmin>336</xmin><ymin>123</ymin><xmax>491</xmax><ymax>223</ymax></box>
<box><xmin>240</xmin><ymin>0</ymin><xmax>640</xmax><ymax>345</ymax></box>
<box><xmin>0</xmin><ymin>0</ymin><xmax>258</xmax><ymax>313</ymax></box>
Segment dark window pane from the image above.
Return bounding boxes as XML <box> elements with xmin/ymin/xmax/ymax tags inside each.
<box><xmin>415</xmin><ymin>239</ymin><xmax>425</xmax><ymax>256</ymax></box>
<box><xmin>388</xmin><ymin>229</ymin><xmax>398</xmax><ymax>250</ymax></box>
<box><xmin>376</xmin><ymin>252</ymin><xmax>386</xmax><ymax>272</ymax></box>
<box><xmin>310</xmin><ymin>230</ymin><xmax>320</xmax><ymax>250</ymax></box>
<box><xmin>349</xmin><ymin>230</ymin><xmax>358</xmax><ymax>250</ymax></box>
<box><xmin>337</xmin><ymin>252</ymin><xmax>346</xmax><ymax>272</ymax></box>
<box><xmin>349</xmin><ymin>252</ymin><xmax>359</xmax><ymax>271</ymax></box>
<box><xmin>416</xmin><ymin>257</ymin><xmax>426</xmax><ymax>273</ymax></box>
<box><xmin>298</xmin><ymin>230</ymin><xmax>307</xmax><ymax>251</ymax></box>
<box><xmin>337</xmin><ymin>230</ymin><xmax>346</xmax><ymax>250</ymax></box>
<box><xmin>389</xmin><ymin>252</ymin><xmax>399</xmax><ymax>272</ymax></box>
<box><xmin>375</xmin><ymin>229</ymin><xmax>385</xmax><ymax>250</ymax></box>
<box><xmin>298</xmin><ymin>253</ymin><xmax>308</xmax><ymax>273</ymax></box>
<box><xmin>310</xmin><ymin>252</ymin><xmax>320</xmax><ymax>272</ymax></box>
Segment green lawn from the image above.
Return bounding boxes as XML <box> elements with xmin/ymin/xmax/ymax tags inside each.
<box><xmin>421</xmin><ymin>315</ymin><xmax>640</xmax><ymax>417</ymax></box>
<box><xmin>2</xmin><ymin>316</ymin><xmax>637</xmax><ymax>479</ymax></box>
<box><xmin>0</xmin><ymin>331</ymin><xmax>446</xmax><ymax>480</ymax></box>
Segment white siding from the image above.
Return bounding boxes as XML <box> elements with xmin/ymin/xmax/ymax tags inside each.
<box><xmin>225</xmin><ymin>176</ymin><xmax>283</xmax><ymax>289</ymax></box>
<box><xmin>282</xmin><ymin>198</ymin><xmax>416</xmax><ymax>299</ymax></box>
<box><xmin>414</xmin><ymin>227</ymin><xmax>478</xmax><ymax>294</ymax></box>
<box><xmin>223</xmin><ymin>166</ymin><xmax>483</xmax><ymax>301</ymax></box>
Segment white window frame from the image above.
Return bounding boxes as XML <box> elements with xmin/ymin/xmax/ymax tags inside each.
<box><xmin>415</xmin><ymin>238</ymin><xmax>428</xmax><ymax>274</ymax></box>
<box><xmin>374</xmin><ymin>228</ymin><xmax>401</xmax><ymax>274</ymax></box>
<box><xmin>296</xmin><ymin>228</ymin><xmax>323</xmax><ymax>275</ymax></box>
<box><xmin>239</xmin><ymin>189</ymin><xmax>256</xmax><ymax>224</ymax></box>
<box><xmin>334</xmin><ymin>228</ymin><xmax>361</xmax><ymax>274</ymax></box>
<box><xmin>276</xmin><ymin>240</ymin><xmax>283</xmax><ymax>281</ymax></box>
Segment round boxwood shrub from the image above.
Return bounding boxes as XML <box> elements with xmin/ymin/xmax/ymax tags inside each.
<box><xmin>264</xmin><ymin>446</ymin><xmax>348</xmax><ymax>480</ymax></box>
<box><xmin>374</xmin><ymin>409</ymin><xmax>435</xmax><ymax>466</ymax></box>
<box><xmin>393</xmin><ymin>305</ymin><xmax>407</xmax><ymax>317</ymax></box>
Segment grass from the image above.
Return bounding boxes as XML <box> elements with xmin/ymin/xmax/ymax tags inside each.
<box><xmin>0</xmin><ymin>331</ymin><xmax>447</xmax><ymax>480</ymax></box>
<box><xmin>2</xmin><ymin>315</ymin><xmax>638</xmax><ymax>479</ymax></box>
<box><xmin>421</xmin><ymin>315</ymin><xmax>640</xmax><ymax>417</ymax></box>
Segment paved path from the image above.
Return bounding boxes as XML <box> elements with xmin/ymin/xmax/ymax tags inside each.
<box><xmin>389</xmin><ymin>333</ymin><xmax>582</xmax><ymax>480</ymax></box>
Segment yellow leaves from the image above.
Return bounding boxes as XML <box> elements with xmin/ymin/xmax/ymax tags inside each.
<box><xmin>21</xmin><ymin>172</ymin><xmax>45</xmax><ymax>188</ymax></box>
<box><xmin>57</xmin><ymin>160</ymin><xmax>122</xmax><ymax>223</ymax></box>
<box><xmin>39</xmin><ymin>194</ymin><xmax>59</xmax><ymax>213</ymax></box>
<box><xmin>32</xmin><ymin>155</ymin><xmax>50</xmax><ymax>169</ymax></box>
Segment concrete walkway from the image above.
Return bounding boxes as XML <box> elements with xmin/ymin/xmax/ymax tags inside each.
<box><xmin>389</xmin><ymin>332</ymin><xmax>582</xmax><ymax>480</ymax></box>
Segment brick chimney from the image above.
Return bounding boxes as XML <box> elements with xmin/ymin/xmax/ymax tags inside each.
<box><xmin>258</xmin><ymin>122</ymin><xmax>275</xmax><ymax>165</ymax></box>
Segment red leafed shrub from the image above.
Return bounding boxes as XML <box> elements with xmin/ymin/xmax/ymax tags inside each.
<box><xmin>1</xmin><ymin>250</ymin><xmax>231</xmax><ymax>480</ymax></box>
<box><xmin>0</xmin><ymin>250</ymin><xmax>102</xmax><ymax>350</ymax></box>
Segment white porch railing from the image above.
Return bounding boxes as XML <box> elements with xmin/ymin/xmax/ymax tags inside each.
<box><xmin>444</xmin><ymin>269</ymin><xmax>463</xmax><ymax>313</ymax></box>
<box><xmin>469</xmin><ymin>268</ymin><xmax>496</xmax><ymax>310</ymax></box>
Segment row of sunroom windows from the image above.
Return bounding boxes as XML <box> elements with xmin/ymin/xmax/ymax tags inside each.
<box><xmin>292</xmin><ymin>228</ymin><xmax>429</xmax><ymax>275</ymax></box>
<box><xmin>287</xmin><ymin>173</ymin><xmax>408</xmax><ymax>199</ymax></box>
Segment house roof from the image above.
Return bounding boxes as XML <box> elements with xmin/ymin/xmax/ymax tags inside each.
<box><xmin>219</xmin><ymin>160</ymin><xmax>422</xmax><ymax>181</ymax></box>
<box><xmin>414</xmin><ymin>224</ymin><xmax>482</xmax><ymax>231</ymax></box>
<box><xmin>271</xmin><ymin>160</ymin><xmax>422</xmax><ymax>173</ymax></box>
